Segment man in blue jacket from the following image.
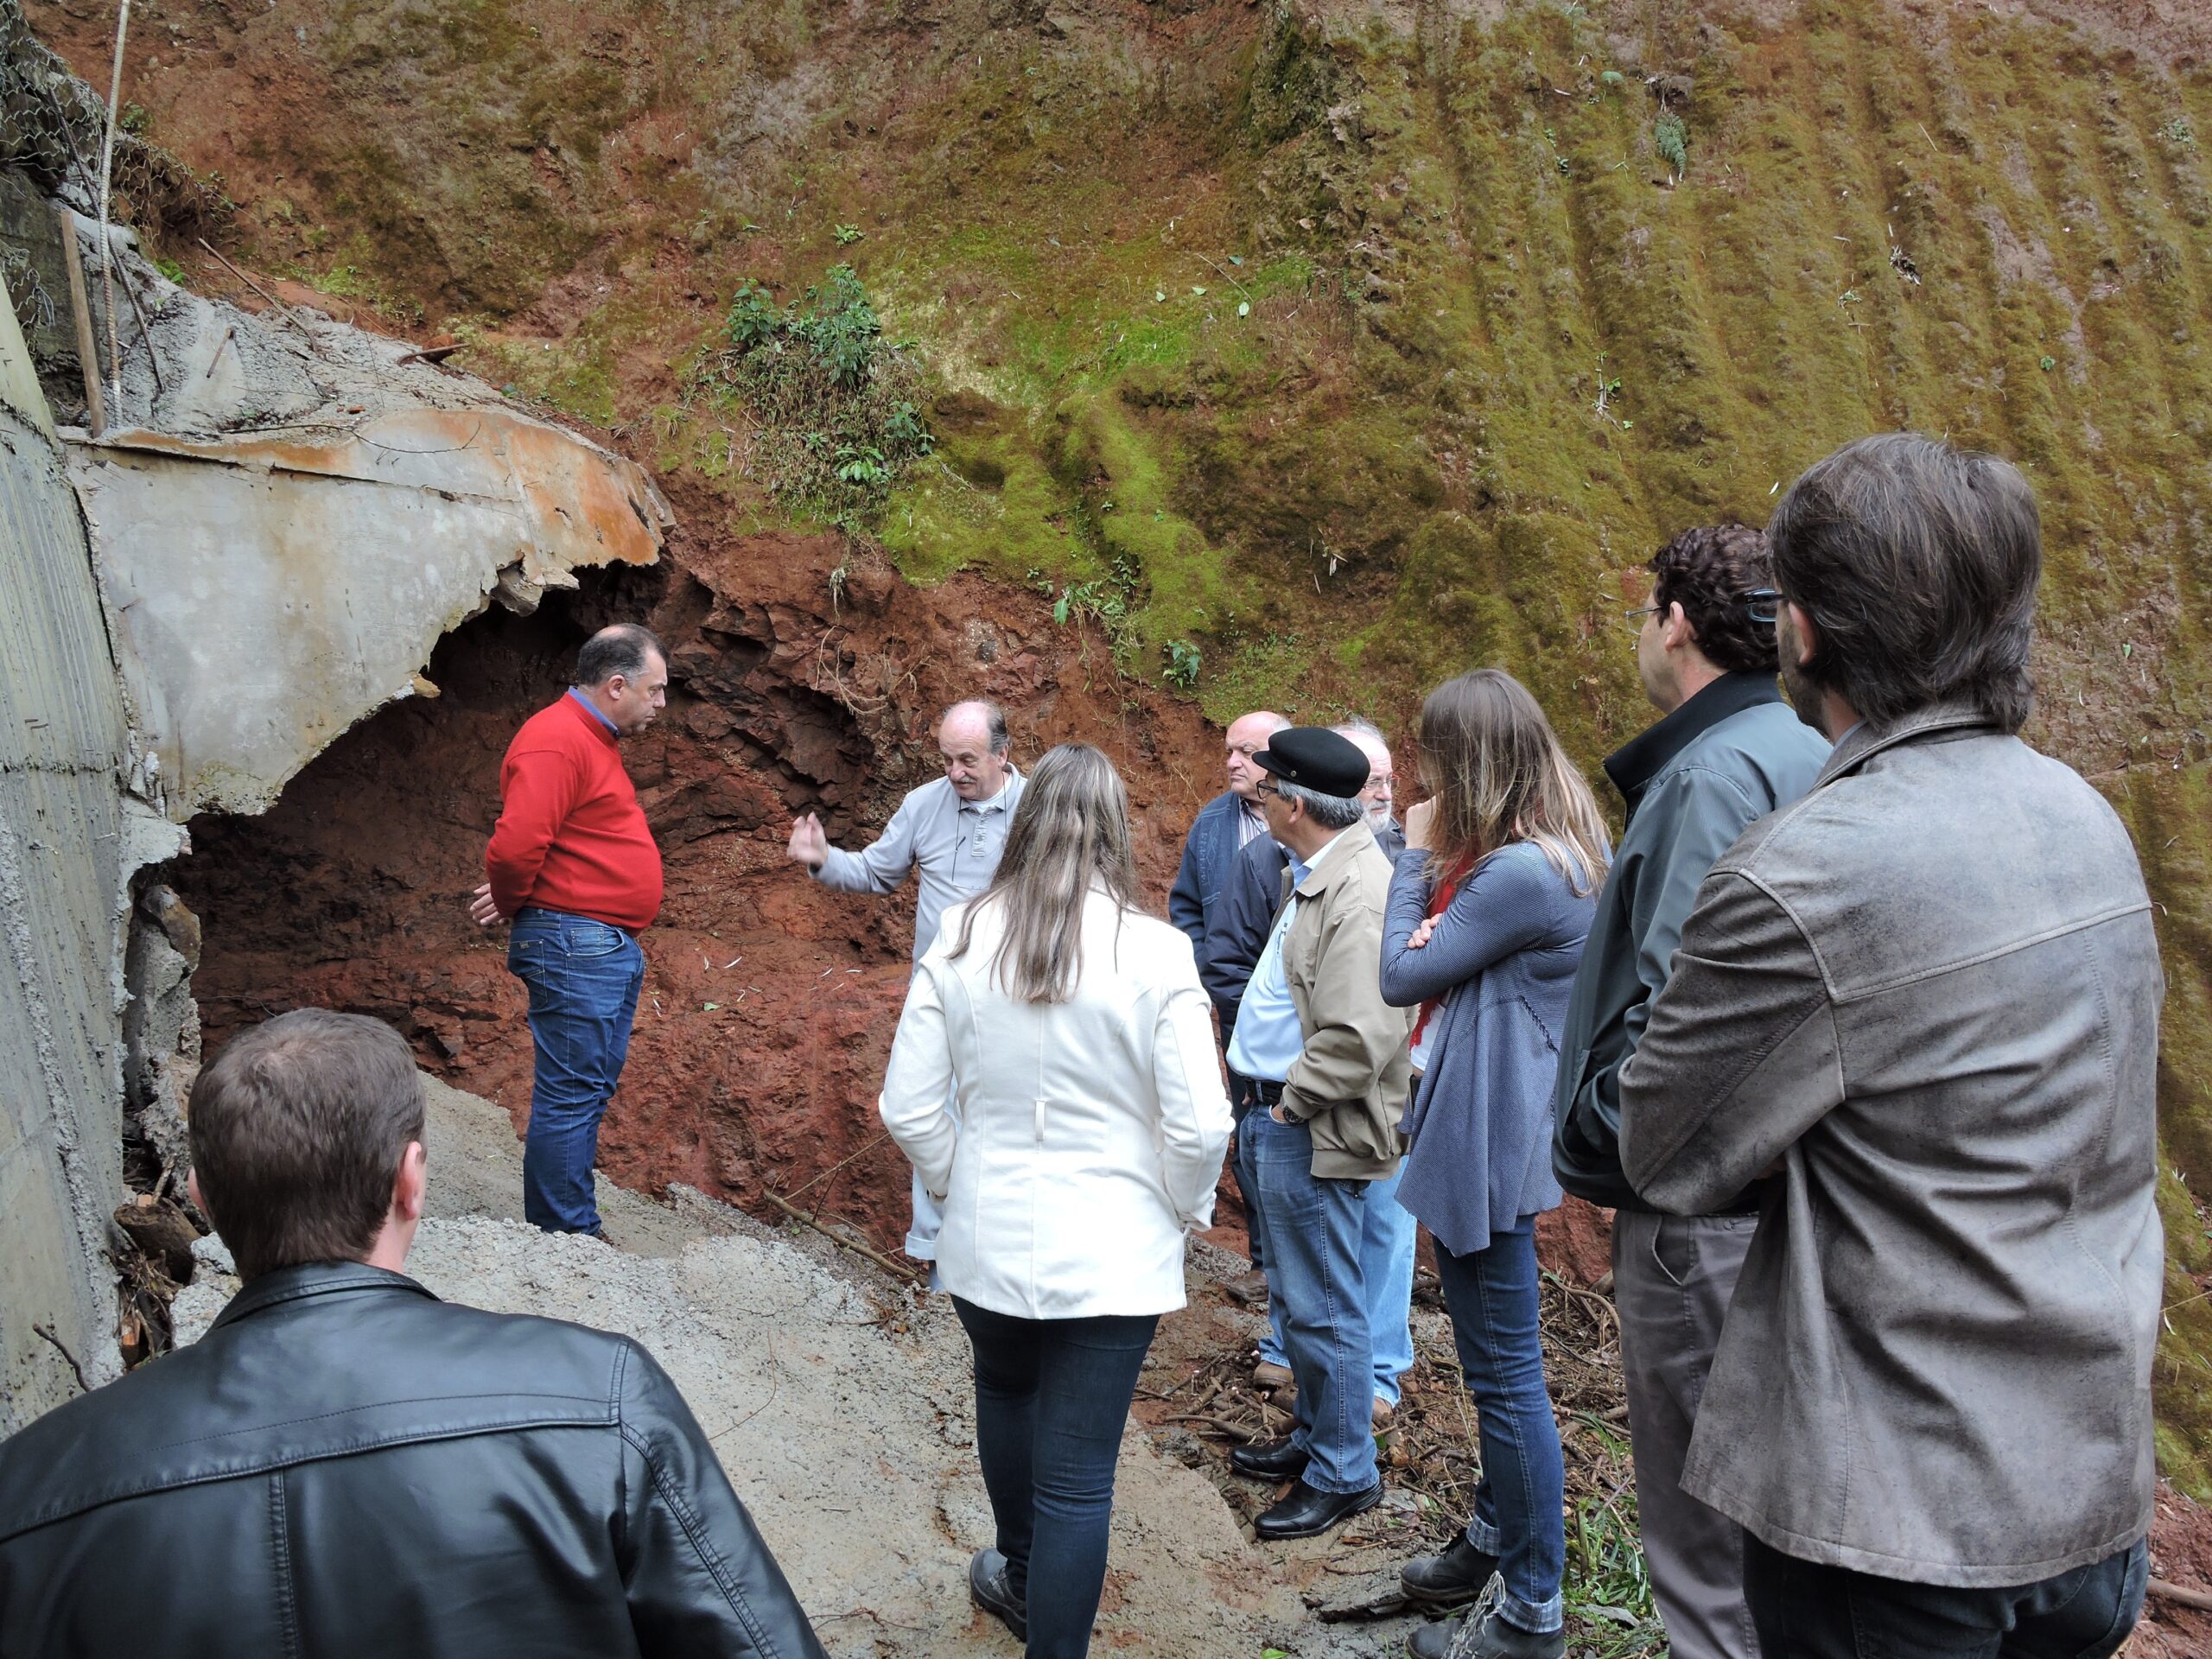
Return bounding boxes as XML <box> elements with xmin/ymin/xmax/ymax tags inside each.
<box><xmin>1518</xmin><ymin>526</ymin><xmax>1825</xmax><ymax>1658</ymax></box>
<box><xmin>1169</xmin><ymin>709</ymin><xmax>1289</xmax><ymax>951</ymax></box>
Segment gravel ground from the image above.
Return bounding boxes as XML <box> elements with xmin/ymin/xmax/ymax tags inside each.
<box><xmin>173</xmin><ymin>1077</ymin><xmax>1416</xmax><ymax>1658</ymax></box>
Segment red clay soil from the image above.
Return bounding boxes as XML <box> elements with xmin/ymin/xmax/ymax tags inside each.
<box><xmin>175</xmin><ymin>499</ymin><xmax>1250</xmax><ymax>1258</ymax></box>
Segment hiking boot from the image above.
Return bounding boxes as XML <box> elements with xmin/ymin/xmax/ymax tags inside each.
<box><xmin>968</xmin><ymin>1548</ymin><xmax>1026</xmax><ymax>1640</ymax></box>
<box><xmin>1399</xmin><ymin>1533</ymin><xmax>1499</xmax><ymax>1609</ymax></box>
<box><xmin>1224</xmin><ymin>1269</ymin><xmax>1269</xmax><ymax>1306</ymax></box>
<box><xmin>1253</xmin><ymin>1359</ymin><xmax>1294</xmax><ymax>1390</ymax></box>
<box><xmin>1372</xmin><ymin>1395</ymin><xmax>1395</xmax><ymax>1429</ymax></box>
<box><xmin>1408</xmin><ymin>1599</ymin><xmax>1565</xmax><ymax>1659</ymax></box>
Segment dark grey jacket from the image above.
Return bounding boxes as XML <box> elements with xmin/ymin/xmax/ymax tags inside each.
<box><xmin>0</xmin><ymin>1262</ymin><xmax>827</xmax><ymax>1658</ymax></box>
<box><xmin>1619</xmin><ymin>706</ymin><xmax>2164</xmax><ymax>1586</ymax></box>
<box><xmin>1553</xmin><ymin>673</ymin><xmax>1829</xmax><ymax>1211</ymax></box>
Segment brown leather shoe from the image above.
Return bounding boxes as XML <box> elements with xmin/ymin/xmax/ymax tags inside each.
<box><xmin>1224</xmin><ymin>1269</ymin><xmax>1269</xmax><ymax>1306</ymax></box>
<box><xmin>1372</xmin><ymin>1396</ymin><xmax>1395</xmax><ymax>1429</ymax></box>
<box><xmin>1253</xmin><ymin>1360</ymin><xmax>1294</xmax><ymax>1391</ymax></box>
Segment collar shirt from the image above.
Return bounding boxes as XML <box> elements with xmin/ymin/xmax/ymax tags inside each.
<box><xmin>566</xmin><ymin>686</ymin><xmax>620</xmax><ymax>735</ymax></box>
<box><xmin>1235</xmin><ymin>798</ymin><xmax>1268</xmax><ymax>849</ymax></box>
<box><xmin>1225</xmin><ymin>827</ymin><xmax>1353</xmax><ymax>1082</ymax></box>
<box><xmin>813</xmin><ymin>770</ymin><xmax>1025</xmax><ymax>964</ymax></box>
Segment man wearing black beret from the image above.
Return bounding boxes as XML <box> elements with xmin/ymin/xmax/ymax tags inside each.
<box><xmin>1223</xmin><ymin>727</ymin><xmax>1414</xmax><ymax>1540</ymax></box>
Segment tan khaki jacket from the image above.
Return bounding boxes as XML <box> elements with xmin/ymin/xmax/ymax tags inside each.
<box><xmin>1277</xmin><ymin>819</ymin><xmax>1412</xmax><ymax>1179</ymax></box>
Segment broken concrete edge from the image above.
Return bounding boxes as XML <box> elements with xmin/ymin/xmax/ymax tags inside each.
<box><xmin>1</xmin><ymin>176</ymin><xmax>678</xmax><ymax>1421</ymax></box>
<box><xmin>60</xmin><ymin>402</ymin><xmax>671</xmax><ymax>822</ymax></box>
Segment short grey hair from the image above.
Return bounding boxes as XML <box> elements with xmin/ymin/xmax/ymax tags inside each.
<box><xmin>575</xmin><ymin>624</ymin><xmax>664</xmax><ymax>688</ymax></box>
<box><xmin>941</xmin><ymin>699</ymin><xmax>1011</xmax><ymax>755</ymax></box>
<box><xmin>1276</xmin><ymin>779</ymin><xmax>1363</xmax><ymax>830</ymax></box>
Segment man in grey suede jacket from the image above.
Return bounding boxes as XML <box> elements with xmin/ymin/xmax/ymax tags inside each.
<box><xmin>1551</xmin><ymin>524</ymin><xmax>1827</xmax><ymax>1659</ymax></box>
<box><xmin>1620</xmin><ymin>434</ymin><xmax>2159</xmax><ymax>1659</ymax></box>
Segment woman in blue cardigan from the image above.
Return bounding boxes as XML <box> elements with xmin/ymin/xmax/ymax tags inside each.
<box><xmin>1380</xmin><ymin>669</ymin><xmax>1609</xmax><ymax>1659</ymax></box>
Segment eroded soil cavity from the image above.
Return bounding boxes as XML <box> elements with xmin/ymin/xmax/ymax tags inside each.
<box><xmin>176</xmin><ymin>512</ymin><xmax>1219</xmax><ymax>1255</ymax></box>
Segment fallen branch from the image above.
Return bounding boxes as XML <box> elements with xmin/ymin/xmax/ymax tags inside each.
<box><xmin>2151</xmin><ymin>1576</ymin><xmax>2212</xmax><ymax>1614</ymax></box>
<box><xmin>32</xmin><ymin>1323</ymin><xmax>89</xmax><ymax>1394</ymax></box>
<box><xmin>1160</xmin><ymin>1412</ymin><xmax>1257</xmax><ymax>1443</ymax></box>
<box><xmin>758</xmin><ymin>1187</ymin><xmax>920</xmax><ymax>1281</ymax></box>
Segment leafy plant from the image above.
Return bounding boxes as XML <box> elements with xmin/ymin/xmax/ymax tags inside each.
<box><xmin>1163</xmin><ymin>639</ymin><xmax>1202</xmax><ymax>690</ymax></box>
<box><xmin>835</xmin><ymin>443</ymin><xmax>890</xmax><ymax>486</ymax></box>
<box><xmin>833</xmin><ymin>223</ymin><xmax>862</xmax><ymax>245</ymax></box>
<box><xmin>1653</xmin><ymin>111</ymin><xmax>1688</xmax><ymax>181</ymax></box>
<box><xmin>696</xmin><ymin>264</ymin><xmax>931</xmax><ymax>521</ymax></box>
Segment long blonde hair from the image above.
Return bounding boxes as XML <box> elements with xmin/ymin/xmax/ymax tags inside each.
<box><xmin>949</xmin><ymin>743</ymin><xmax>1140</xmax><ymax>1002</ymax></box>
<box><xmin>1418</xmin><ymin>669</ymin><xmax>1609</xmax><ymax>896</ymax></box>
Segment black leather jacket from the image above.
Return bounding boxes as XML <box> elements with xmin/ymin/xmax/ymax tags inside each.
<box><xmin>0</xmin><ymin>1262</ymin><xmax>828</xmax><ymax>1658</ymax></box>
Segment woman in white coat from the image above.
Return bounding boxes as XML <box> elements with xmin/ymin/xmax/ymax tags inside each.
<box><xmin>880</xmin><ymin>743</ymin><xmax>1232</xmax><ymax>1657</ymax></box>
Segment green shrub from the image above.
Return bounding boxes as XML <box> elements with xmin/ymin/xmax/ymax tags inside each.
<box><xmin>699</xmin><ymin>264</ymin><xmax>932</xmax><ymax>523</ymax></box>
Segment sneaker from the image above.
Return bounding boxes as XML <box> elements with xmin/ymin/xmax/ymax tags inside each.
<box><xmin>967</xmin><ymin>1548</ymin><xmax>1026</xmax><ymax>1640</ymax></box>
<box><xmin>1409</xmin><ymin>1585</ymin><xmax>1565</xmax><ymax>1659</ymax></box>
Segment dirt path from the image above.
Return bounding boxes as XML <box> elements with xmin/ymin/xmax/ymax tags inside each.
<box><xmin>172</xmin><ymin>1077</ymin><xmax>1433</xmax><ymax>1658</ymax></box>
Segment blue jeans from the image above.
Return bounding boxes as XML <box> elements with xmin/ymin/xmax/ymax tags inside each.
<box><xmin>953</xmin><ymin>1298</ymin><xmax>1159</xmax><ymax>1659</ymax></box>
<box><xmin>1436</xmin><ymin>1220</ymin><xmax>1566</xmax><ymax>1633</ymax></box>
<box><xmin>506</xmin><ymin>907</ymin><xmax>644</xmax><ymax>1235</ymax></box>
<box><xmin>1255</xmin><ymin>1164</ymin><xmax>1415</xmax><ymax>1408</ymax></box>
<box><xmin>1246</xmin><ymin>1106</ymin><xmax>1377</xmax><ymax>1495</ymax></box>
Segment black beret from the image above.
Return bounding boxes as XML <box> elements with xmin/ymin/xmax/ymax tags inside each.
<box><xmin>1252</xmin><ymin>727</ymin><xmax>1368</xmax><ymax>800</ymax></box>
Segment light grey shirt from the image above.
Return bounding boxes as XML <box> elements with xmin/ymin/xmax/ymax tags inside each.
<box><xmin>813</xmin><ymin>771</ymin><xmax>1025</xmax><ymax>965</ymax></box>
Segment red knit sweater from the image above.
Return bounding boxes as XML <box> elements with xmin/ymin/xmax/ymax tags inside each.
<box><xmin>486</xmin><ymin>693</ymin><xmax>664</xmax><ymax>931</ymax></box>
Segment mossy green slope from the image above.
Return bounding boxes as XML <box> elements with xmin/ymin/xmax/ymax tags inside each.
<box><xmin>183</xmin><ymin>0</ymin><xmax>2212</xmax><ymax>1485</ymax></box>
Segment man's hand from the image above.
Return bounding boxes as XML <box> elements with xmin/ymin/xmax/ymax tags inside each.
<box><xmin>1270</xmin><ymin>1103</ymin><xmax>1289</xmax><ymax>1123</ymax></box>
<box><xmin>786</xmin><ymin>812</ymin><xmax>830</xmax><ymax>871</ymax></box>
<box><xmin>467</xmin><ymin>883</ymin><xmax>507</xmax><ymax>930</ymax></box>
<box><xmin>1403</xmin><ymin>797</ymin><xmax>1435</xmax><ymax>851</ymax></box>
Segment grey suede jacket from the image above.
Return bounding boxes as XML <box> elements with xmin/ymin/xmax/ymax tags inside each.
<box><xmin>1619</xmin><ymin>705</ymin><xmax>2164</xmax><ymax>1587</ymax></box>
<box><xmin>1552</xmin><ymin>673</ymin><xmax>1829</xmax><ymax>1211</ymax></box>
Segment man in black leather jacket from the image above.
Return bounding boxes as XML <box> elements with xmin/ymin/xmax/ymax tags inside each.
<box><xmin>0</xmin><ymin>1007</ymin><xmax>826</xmax><ymax>1659</ymax></box>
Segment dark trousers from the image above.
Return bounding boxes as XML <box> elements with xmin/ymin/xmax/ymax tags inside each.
<box><xmin>1228</xmin><ymin>1070</ymin><xmax>1266</xmax><ymax>1274</ymax></box>
<box><xmin>1745</xmin><ymin>1533</ymin><xmax>2148</xmax><ymax>1659</ymax></box>
<box><xmin>506</xmin><ymin>907</ymin><xmax>644</xmax><ymax>1235</ymax></box>
<box><xmin>952</xmin><ymin>1298</ymin><xmax>1160</xmax><ymax>1659</ymax></box>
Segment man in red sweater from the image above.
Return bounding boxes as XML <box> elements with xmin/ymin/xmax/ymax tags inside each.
<box><xmin>469</xmin><ymin>624</ymin><xmax>667</xmax><ymax>1234</ymax></box>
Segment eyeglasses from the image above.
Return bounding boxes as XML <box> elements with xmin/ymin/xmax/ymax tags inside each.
<box><xmin>1252</xmin><ymin>778</ymin><xmax>1280</xmax><ymax>800</ymax></box>
<box><xmin>1621</xmin><ymin>604</ymin><xmax>1660</xmax><ymax>638</ymax></box>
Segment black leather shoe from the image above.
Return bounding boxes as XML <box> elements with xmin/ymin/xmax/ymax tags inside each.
<box><xmin>1400</xmin><ymin>1533</ymin><xmax>1500</xmax><ymax>1609</ymax></box>
<box><xmin>968</xmin><ymin>1548</ymin><xmax>1027</xmax><ymax>1640</ymax></box>
<box><xmin>1253</xmin><ymin>1477</ymin><xmax>1382</xmax><ymax>1540</ymax></box>
<box><xmin>1230</xmin><ymin>1435</ymin><xmax>1310</xmax><ymax>1482</ymax></box>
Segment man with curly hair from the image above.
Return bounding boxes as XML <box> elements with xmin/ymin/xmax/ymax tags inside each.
<box><xmin>1516</xmin><ymin>525</ymin><xmax>1825</xmax><ymax>1658</ymax></box>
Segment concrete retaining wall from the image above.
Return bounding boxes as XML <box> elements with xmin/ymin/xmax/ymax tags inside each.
<box><xmin>0</xmin><ymin>272</ymin><xmax>130</xmax><ymax>1431</ymax></box>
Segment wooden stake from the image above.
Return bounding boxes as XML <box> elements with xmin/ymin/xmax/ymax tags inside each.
<box><xmin>56</xmin><ymin>206</ymin><xmax>105</xmax><ymax>435</ymax></box>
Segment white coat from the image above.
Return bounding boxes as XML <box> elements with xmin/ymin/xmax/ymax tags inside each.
<box><xmin>879</xmin><ymin>889</ymin><xmax>1233</xmax><ymax>1320</ymax></box>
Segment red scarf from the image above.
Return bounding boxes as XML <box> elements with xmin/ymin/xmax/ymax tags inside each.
<box><xmin>1408</xmin><ymin>855</ymin><xmax>1476</xmax><ymax>1055</ymax></box>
